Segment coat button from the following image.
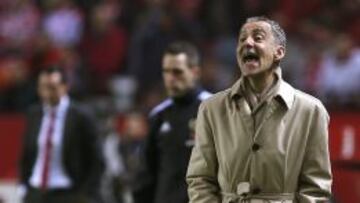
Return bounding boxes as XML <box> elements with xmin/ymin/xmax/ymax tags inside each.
<box><xmin>252</xmin><ymin>187</ymin><xmax>261</xmax><ymax>194</ymax></box>
<box><xmin>252</xmin><ymin>143</ymin><xmax>260</xmax><ymax>151</ymax></box>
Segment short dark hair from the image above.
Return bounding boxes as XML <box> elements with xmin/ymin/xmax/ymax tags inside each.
<box><xmin>39</xmin><ymin>66</ymin><xmax>67</xmax><ymax>84</ymax></box>
<box><xmin>244</xmin><ymin>16</ymin><xmax>287</xmax><ymax>48</ymax></box>
<box><xmin>164</xmin><ymin>41</ymin><xmax>200</xmax><ymax>67</ymax></box>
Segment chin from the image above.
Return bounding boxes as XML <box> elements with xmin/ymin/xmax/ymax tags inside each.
<box><xmin>170</xmin><ymin>90</ymin><xmax>186</xmax><ymax>98</ymax></box>
<box><xmin>171</xmin><ymin>93</ymin><xmax>182</xmax><ymax>98</ymax></box>
<box><xmin>241</xmin><ymin>65</ymin><xmax>273</xmax><ymax>77</ymax></box>
<box><xmin>168</xmin><ymin>90</ymin><xmax>178</xmax><ymax>97</ymax></box>
<box><xmin>241</xmin><ymin>68</ymin><xmax>261</xmax><ymax>77</ymax></box>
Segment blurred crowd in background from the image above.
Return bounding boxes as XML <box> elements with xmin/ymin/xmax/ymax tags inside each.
<box><xmin>0</xmin><ymin>0</ymin><xmax>359</xmax><ymax>113</ymax></box>
<box><xmin>0</xmin><ymin>0</ymin><xmax>359</xmax><ymax>202</ymax></box>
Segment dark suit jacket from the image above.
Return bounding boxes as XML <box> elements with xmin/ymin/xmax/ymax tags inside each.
<box><xmin>19</xmin><ymin>101</ymin><xmax>104</xmax><ymax>197</ymax></box>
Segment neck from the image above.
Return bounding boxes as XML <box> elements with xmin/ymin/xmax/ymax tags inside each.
<box><xmin>246</xmin><ymin>68</ymin><xmax>275</xmax><ymax>94</ymax></box>
<box><xmin>172</xmin><ymin>87</ymin><xmax>199</xmax><ymax>104</ymax></box>
<box><xmin>45</xmin><ymin>94</ymin><xmax>67</xmax><ymax>107</ymax></box>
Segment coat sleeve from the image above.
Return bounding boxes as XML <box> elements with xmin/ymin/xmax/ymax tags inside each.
<box><xmin>186</xmin><ymin>102</ymin><xmax>221</xmax><ymax>203</ymax></box>
<box><xmin>297</xmin><ymin>103</ymin><xmax>332</xmax><ymax>203</ymax></box>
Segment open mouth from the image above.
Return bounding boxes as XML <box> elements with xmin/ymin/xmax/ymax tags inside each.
<box><xmin>242</xmin><ymin>52</ymin><xmax>259</xmax><ymax>63</ymax></box>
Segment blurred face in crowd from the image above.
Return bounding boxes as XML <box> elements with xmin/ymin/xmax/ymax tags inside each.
<box><xmin>38</xmin><ymin>72</ymin><xmax>67</xmax><ymax>106</ymax></box>
<box><xmin>124</xmin><ymin>112</ymin><xmax>148</xmax><ymax>141</ymax></box>
<box><xmin>334</xmin><ymin>34</ymin><xmax>352</xmax><ymax>61</ymax></box>
<box><xmin>236</xmin><ymin>21</ymin><xmax>285</xmax><ymax>77</ymax></box>
<box><xmin>162</xmin><ymin>53</ymin><xmax>199</xmax><ymax>97</ymax></box>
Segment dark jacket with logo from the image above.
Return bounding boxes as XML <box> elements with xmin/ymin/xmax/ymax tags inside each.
<box><xmin>134</xmin><ymin>89</ymin><xmax>212</xmax><ymax>203</ymax></box>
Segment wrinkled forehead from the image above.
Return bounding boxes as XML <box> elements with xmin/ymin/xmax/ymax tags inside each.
<box><xmin>239</xmin><ymin>21</ymin><xmax>272</xmax><ymax>36</ymax></box>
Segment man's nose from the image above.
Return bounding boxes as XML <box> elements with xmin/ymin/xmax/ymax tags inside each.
<box><xmin>166</xmin><ymin>73</ymin><xmax>176</xmax><ymax>83</ymax></box>
<box><xmin>243</xmin><ymin>37</ymin><xmax>255</xmax><ymax>48</ymax></box>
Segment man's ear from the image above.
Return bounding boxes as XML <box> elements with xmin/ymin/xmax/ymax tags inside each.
<box><xmin>191</xmin><ymin>66</ymin><xmax>200</xmax><ymax>78</ymax></box>
<box><xmin>274</xmin><ymin>46</ymin><xmax>285</xmax><ymax>61</ymax></box>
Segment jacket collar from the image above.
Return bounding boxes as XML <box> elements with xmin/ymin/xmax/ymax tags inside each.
<box><xmin>230</xmin><ymin>67</ymin><xmax>295</xmax><ymax>109</ymax></box>
<box><xmin>172</xmin><ymin>87</ymin><xmax>202</xmax><ymax>105</ymax></box>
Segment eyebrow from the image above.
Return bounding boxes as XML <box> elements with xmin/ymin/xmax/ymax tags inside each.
<box><xmin>239</xmin><ymin>27</ymin><xmax>266</xmax><ymax>36</ymax></box>
<box><xmin>252</xmin><ymin>28</ymin><xmax>266</xmax><ymax>35</ymax></box>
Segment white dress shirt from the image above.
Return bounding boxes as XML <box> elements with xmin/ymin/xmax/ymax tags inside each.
<box><xmin>29</xmin><ymin>96</ymin><xmax>73</xmax><ymax>189</ymax></box>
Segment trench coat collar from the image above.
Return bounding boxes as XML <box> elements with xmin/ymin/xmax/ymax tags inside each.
<box><xmin>230</xmin><ymin>67</ymin><xmax>295</xmax><ymax>109</ymax></box>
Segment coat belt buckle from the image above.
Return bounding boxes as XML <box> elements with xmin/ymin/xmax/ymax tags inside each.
<box><xmin>237</xmin><ymin>182</ymin><xmax>251</xmax><ymax>196</ymax></box>
<box><xmin>235</xmin><ymin>182</ymin><xmax>251</xmax><ymax>202</ymax></box>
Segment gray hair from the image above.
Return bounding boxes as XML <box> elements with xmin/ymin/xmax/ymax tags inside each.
<box><xmin>245</xmin><ymin>16</ymin><xmax>287</xmax><ymax>48</ymax></box>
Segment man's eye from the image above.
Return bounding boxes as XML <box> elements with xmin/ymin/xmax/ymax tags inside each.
<box><xmin>172</xmin><ymin>69</ymin><xmax>183</xmax><ymax>75</ymax></box>
<box><xmin>163</xmin><ymin>69</ymin><xmax>183</xmax><ymax>75</ymax></box>
<box><xmin>254</xmin><ymin>35</ymin><xmax>263</xmax><ymax>41</ymax></box>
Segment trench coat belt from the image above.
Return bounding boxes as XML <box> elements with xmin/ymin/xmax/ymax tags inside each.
<box><xmin>221</xmin><ymin>192</ymin><xmax>295</xmax><ymax>203</ymax></box>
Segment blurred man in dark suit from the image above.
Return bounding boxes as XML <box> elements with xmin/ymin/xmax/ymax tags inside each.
<box><xmin>19</xmin><ymin>66</ymin><xmax>103</xmax><ymax>203</ymax></box>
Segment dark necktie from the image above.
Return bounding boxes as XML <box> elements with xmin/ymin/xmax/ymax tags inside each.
<box><xmin>40</xmin><ymin>109</ymin><xmax>56</xmax><ymax>190</ymax></box>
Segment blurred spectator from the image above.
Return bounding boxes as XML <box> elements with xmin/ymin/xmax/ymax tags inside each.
<box><xmin>81</xmin><ymin>0</ymin><xmax>128</xmax><ymax>95</ymax></box>
<box><xmin>316</xmin><ymin>33</ymin><xmax>360</xmax><ymax>108</ymax></box>
<box><xmin>0</xmin><ymin>0</ymin><xmax>40</xmax><ymax>54</ymax></box>
<box><xmin>96</xmin><ymin>99</ymin><xmax>125</xmax><ymax>203</ymax></box>
<box><xmin>19</xmin><ymin>66</ymin><xmax>104</xmax><ymax>203</ymax></box>
<box><xmin>0</xmin><ymin>56</ymin><xmax>28</xmax><ymax>90</ymax></box>
<box><xmin>42</xmin><ymin>0</ymin><xmax>83</xmax><ymax>48</ymax></box>
<box><xmin>118</xmin><ymin>112</ymin><xmax>148</xmax><ymax>203</ymax></box>
<box><xmin>0</xmin><ymin>54</ymin><xmax>34</xmax><ymax>111</ymax></box>
<box><xmin>96</xmin><ymin>97</ymin><xmax>148</xmax><ymax>203</ymax></box>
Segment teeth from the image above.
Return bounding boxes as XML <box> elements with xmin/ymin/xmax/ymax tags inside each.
<box><xmin>243</xmin><ymin>56</ymin><xmax>259</xmax><ymax>62</ymax></box>
<box><xmin>245</xmin><ymin>58</ymin><xmax>257</xmax><ymax>61</ymax></box>
<box><xmin>242</xmin><ymin>52</ymin><xmax>259</xmax><ymax>62</ymax></box>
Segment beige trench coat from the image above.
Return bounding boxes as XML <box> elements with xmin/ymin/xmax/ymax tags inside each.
<box><xmin>186</xmin><ymin>78</ymin><xmax>332</xmax><ymax>203</ymax></box>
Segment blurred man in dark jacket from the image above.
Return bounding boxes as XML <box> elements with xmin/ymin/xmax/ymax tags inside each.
<box><xmin>134</xmin><ymin>41</ymin><xmax>211</xmax><ymax>203</ymax></box>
